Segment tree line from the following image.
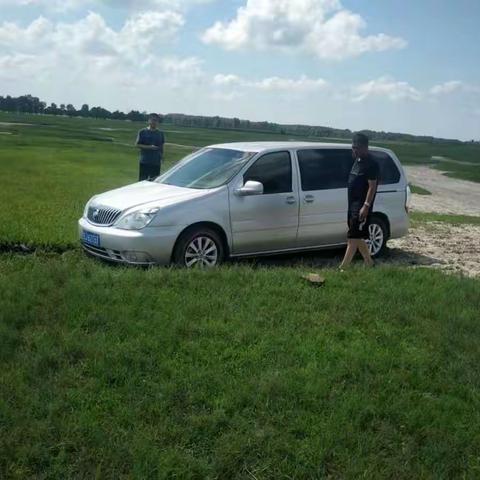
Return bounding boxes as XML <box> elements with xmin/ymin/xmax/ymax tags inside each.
<box><xmin>0</xmin><ymin>93</ymin><xmax>468</xmax><ymax>144</ymax></box>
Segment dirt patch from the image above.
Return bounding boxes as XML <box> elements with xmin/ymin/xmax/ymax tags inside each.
<box><xmin>406</xmin><ymin>166</ymin><xmax>480</xmax><ymax>216</ymax></box>
<box><xmin>0</xmin><ymin>243</ymin><xmax>74</xmax><ymax>255</ymax></box>
<box><xmin>387</xmin><ymin>223</ymin><xmax>480</xmax><ymax>278</ymax></box>
<box><xmin>241</xmin><ymin>223</ymin><xmax>480</xmax><ymax>278</ymax></box>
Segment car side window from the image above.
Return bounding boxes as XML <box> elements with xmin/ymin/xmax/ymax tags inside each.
<box><xmin>369</xmin><ymin>151</ymin><xmax>401</xmax><ymax>185</ymax></box>
<box><xmin>297</xmin><ymin>149</ymin><xmax>353</xmax><ymax>191</ymax></box>
<box><xmin>244</xmin><ymin>151</ymin><xmax>292</xmax><ymax>194</ymax></box>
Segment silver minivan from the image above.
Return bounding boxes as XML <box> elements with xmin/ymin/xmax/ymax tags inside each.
<box><xmin>78</xmin><ymin>142</ymin><xmax>409</xmax><ymax>267</ymax></box>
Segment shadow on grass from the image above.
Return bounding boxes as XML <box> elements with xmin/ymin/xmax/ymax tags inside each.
<box><xmin>232</xmin><ymin>246</ymin><xmax>442</xmax><ymax>269</ymax></box>
<box><xmin>0</xmin><ymin>243</ymin><xmax>443</xmax><ymax>271</ymax></box>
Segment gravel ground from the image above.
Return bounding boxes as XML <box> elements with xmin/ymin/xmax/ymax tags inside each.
<box><xmin>405</xmin><ymin>165</ymin><xmax>480</xmax><ymax>216</ymax></box>
<box><xmin>387</xmin><ymin>223</ymin><xmax>480</xmax><ymax>278</ymax></box>
<box><xmin>390</xmin><ymin>165</ymin><xmax>480</xmax><ymax>277</ymax></box>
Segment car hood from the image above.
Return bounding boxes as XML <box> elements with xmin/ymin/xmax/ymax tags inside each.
<box><xmin>90</xmin><ymin>181</ymin><xmax>214</xmax><ymax>211</ymax></box>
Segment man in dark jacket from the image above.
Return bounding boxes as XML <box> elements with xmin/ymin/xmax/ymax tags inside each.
<box><xmin>340</xmin><ymin>132</ymin><xmax>379</xmax><ymax>269</ymax></box>
<box><xmin>136</xmin><ymin>113</ymin><xmax>165</xmax><ymax>181</ymax></box>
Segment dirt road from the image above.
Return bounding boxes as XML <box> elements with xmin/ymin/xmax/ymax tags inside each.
<box><xmin>405</xmin><ymin>166</ymin><xmax>480</xmax><ymax>216</ymax></box>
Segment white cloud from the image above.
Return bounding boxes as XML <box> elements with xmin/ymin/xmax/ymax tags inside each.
<box><xmin>352</xmin><ymin>77</ymin><xmax>422</xmax><ymax>102</ymax></box>
<box><xmin>202</xmin><ymin>0</ymin><xmax>406</xmax><ymax>60</ymax></box>
<box><xmin>0</xmin><ymin>11</ymin><xmax>200</xmax><ymax>110</ymax></box>
<box><xmin>213</xmin><ymin>73</ymin><xmax>328</xmax><ymax>92</ymax></box>
<box><xmin>0</xmin><ymin>0</ymin><xmax>213</xmax><ymax>12</ymax></box>
<box><xmin>213</xmin><ymin>74</ymin><xmax>243</xmax><ymax>87</ymax></box>
<box><xmin>0</xmin><ymin>11</ymin><xmax>184</xmax><ymax>60</ymax></box>
<box><xmin>430</xmin><ymin>80</ymin><xmax>480</xmax><ymax>95</ymax></box>
<box><xmin>251</xmin><ymin>75</ymin><xmax>328</xmax><ymax>92</ymax></box>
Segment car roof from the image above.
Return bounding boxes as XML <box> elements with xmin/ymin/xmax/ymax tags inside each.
<box><xmin>207</xmin><ymin>141</ymin><xmax>390</xmax><ymax>153</ymax></box>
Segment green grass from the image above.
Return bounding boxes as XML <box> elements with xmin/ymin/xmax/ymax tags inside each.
<box><xmin>1</xmin><ymin>111</ymin><xmax>480</xmax><ymax>248</ymax></box>
<box><xmin>434</xmin><ymin>160</ymin><xmax>480</xmax><ymax>183</ymax></box>
<box><xmin>410</xmin><ymin>212</ymin><xmax>480</xmax><ymax>226</ymax></box>
<box><xmin>2</xmin><ymin>112</ymin><xmax>480</xmax><ymax>478</ymax></box>
<box><xmin>1</xmin><ymin>253</ymin><xmax>480</xmax><ymax>478</ymax></box>
<box><xmin>409</xmin><ymin>184</ymin><xmax>432</xmax><ymax>195</ymax></box>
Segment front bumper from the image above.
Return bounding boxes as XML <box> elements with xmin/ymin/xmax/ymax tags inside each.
<box><xmin>78</xmin><ymin>217</ymin><xmax>183</xmax><ymax>266</ymax></box>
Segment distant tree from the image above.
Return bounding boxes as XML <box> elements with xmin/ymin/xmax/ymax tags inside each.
<box><xmin>45</xmin><ymin>102</ymin><xmax>58</xmax><ymax>115</ymax></box>
<box><xmin>0</xmin><ymin>92</ymin><xmax>467</xmax><ymax>144</ymax></box>
<box><xmin>126</xmin><ymin>110</ymin><xmax>145</xmax><ymax>122</ymax></box>
<box><xmin>89</xmin><ymin>106</ymin><xmax>111</xmax><ymax>119</ymax></box>
<box><xmin>66</xmin><ymin>104</ymin><xmax>76</xmax><ymax>117</ymax></box>
<box><xmin>111</xmin><ymin>110</ymin><xmax>127</xmax><ymax>120</ymax></box>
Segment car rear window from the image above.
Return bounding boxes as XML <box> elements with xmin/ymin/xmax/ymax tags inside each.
<box><xmin>369</xmin><ymin>151</ymin><xmax>401</xmax><ymax>185</ymax></box>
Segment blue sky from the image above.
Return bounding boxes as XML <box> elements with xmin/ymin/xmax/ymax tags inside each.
<box><xmin>0</xmin><ymin>0</ymin><xmax>479</xmax><ymax>140</ymax></box>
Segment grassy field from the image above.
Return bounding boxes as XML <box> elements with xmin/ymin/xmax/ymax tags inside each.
<box><xmin>433</xmin><ymin>159</ymin><xmax>480</xmax><ymax>183</ymax></box>
<box><xmin>1</xmin><ymin>253</ymin><xmax>480</xmax><ymax>478</ymax></box>
<box><xmin>1</xmin><ymin>112</ymin><xmax>480</xmax><ymax>478</ymax></box>
<box><xmin>410</xmin><ymin>212</ymin><xmax>480</xmax><ymax>226</ymax></box>
<box><xmin>1</xmin><ymin>111</ymin><xmax>479</xmax><ymax>247</ymax></box>
<box><xmin>409</xmin><ymin>184</ymin><xmax>432</xmax><ymax>195</ymax></box>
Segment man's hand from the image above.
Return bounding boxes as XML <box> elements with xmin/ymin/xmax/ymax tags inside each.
<box><xmin>359</xmin><ymin>204</ymin><xmax>369</xmax><ymax>221</ymax></box>
<box><xmin>137</xmin><ymin>144</ymin><xmax>159</xmax><ymax>150</ymax></box>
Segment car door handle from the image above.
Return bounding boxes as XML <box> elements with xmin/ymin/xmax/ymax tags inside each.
<box><xmin>304</xmin><ymin>195</ymin><xmax>315</xmax><ymax>203</ymax></box>
<box><xmin>286</xmin><ymin>196</ymin><xmax>297</xmax><ymax>204</ymax></box>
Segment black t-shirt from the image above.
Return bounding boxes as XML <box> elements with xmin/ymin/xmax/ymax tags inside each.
<box><xmin>348</xmin><ymin>154</ymin><xmax>379</xmax><ymax>210</ymax></box>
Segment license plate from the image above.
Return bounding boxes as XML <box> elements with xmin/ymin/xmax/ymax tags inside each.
<box><xmin>82</xmin><ymin>230</ymin><xmax>101</xmax><ymax>247</ymax></box>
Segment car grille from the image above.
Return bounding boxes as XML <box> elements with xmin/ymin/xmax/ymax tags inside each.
<box><xmin>87</xmin><ymin>205</ymin><xmax>122</xmax><ymax>226</ymax></box>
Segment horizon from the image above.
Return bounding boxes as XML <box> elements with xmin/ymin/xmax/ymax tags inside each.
<box><xmin>0</xmin><ymin>0</ymin><xmax>479</xmax><ymax>141</ymax></box>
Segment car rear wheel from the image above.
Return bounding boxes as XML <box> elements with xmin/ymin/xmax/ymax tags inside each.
<box><xmin>367</xmin><ymin>216</ymin><xmax>388</xmax><ymax>258</ymax></box>
<box><xmin>173</xmin><ymin>226</ymin><xmax>225</xmax><ymax>268</ymax></box>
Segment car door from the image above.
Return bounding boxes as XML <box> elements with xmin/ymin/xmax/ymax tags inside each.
<box><xmin>295</xmin><ymin>148</ymin><xmax>353</xmax><ymax>247</ymax></box>
<box><xmin>229</xmin><ymin>150</ymin><xmax>299</xmax><ymax>254</ymax></box>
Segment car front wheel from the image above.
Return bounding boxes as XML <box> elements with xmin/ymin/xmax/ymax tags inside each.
<box><xmin>173</xmin><ymin>226</ymin><xmax>225</xmax><ymax>268</ymax></box>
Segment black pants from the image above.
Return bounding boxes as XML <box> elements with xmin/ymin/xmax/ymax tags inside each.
<box><xmin>139</xmin><ymin>163</ymin><xmax>161</xmax><ymax>181</ymax></box>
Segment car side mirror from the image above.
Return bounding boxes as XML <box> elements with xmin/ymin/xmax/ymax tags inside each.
<box><xmin>234</xmin><ymin>180</ymin><xmax>264</xmax><ymax>196</ymax></box>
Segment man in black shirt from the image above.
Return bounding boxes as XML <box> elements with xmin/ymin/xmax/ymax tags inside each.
<box><xmin>136</xmin><ymin>113</ymin><xmax>165</xmax><ymax>181</ymax></box>
<box><xmin>340</xmin><ymin>132</ymin><xmax>379</xmax><ymax>269</ymax></box>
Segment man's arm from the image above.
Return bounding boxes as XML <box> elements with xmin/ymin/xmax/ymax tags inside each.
<box><xmin>360</xmin><ymin>179</ymin><xmax>377</xmax><ymax>219</ymax></box>
<box><xmin>360</xmin><ymin>162</ymin><xmax>379</xmax><ymax>220</ymax></box>
<box><xmin>159</xmin><ymin>132</ymin><xmax>165</xmax><ymax>156</ymax></box>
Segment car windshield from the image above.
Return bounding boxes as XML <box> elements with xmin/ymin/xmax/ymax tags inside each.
<box><xmin>157</xmin><ymin>148</ymin><xmax>255</xmax><ymax>189</ymax></box>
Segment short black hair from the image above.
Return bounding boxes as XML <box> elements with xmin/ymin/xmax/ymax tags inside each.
<box><xmin>149</xmin><ymin>113</ymin><xmax>160</xmax><ymax>120</ymax></box>
<box><xmin>352</xmin><ymin>132</ymin><xmax>369</xmax><ymax>147</ymax></box>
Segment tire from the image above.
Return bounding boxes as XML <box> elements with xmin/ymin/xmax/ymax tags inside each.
<box><xmin>173</xmin><ymin>226</ymin><xmax>225</xmax><ymax>268</ymax></box>
<box><xmin>367</xmin><ymin>215</ymin><xmax>388</xmax><ymax>258</ymax></box>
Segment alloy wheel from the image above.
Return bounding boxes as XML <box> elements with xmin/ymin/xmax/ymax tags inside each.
<box><xmin>184</xmin><ymin>236</ymin><xmax>218</xmax><ymax>268</ymax></box>
<box><xmin>366</xmin><ymin>223</ymin><xmax>384</xmax><ymax>256</ymax></box>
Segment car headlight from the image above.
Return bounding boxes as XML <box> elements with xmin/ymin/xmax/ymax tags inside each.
<box><xmin>115</xmin><ymin>208</ymin><xmax>159</xmax><ymax>230</ymax></box>
<box><xmin>83</xmin><ymin>196</ymin><xmax>97</xmax><ymax>218</ymax></box>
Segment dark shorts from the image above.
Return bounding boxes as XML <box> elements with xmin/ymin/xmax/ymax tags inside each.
<box><xmin>347</xmin><ymin>210</ymin><xmax>371</xmax><ymax>239</ymax></box>
<box><xmin>139</xmin><ymin>163</ymin><xmax>161</xmax><ymax>181</ymax></box>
